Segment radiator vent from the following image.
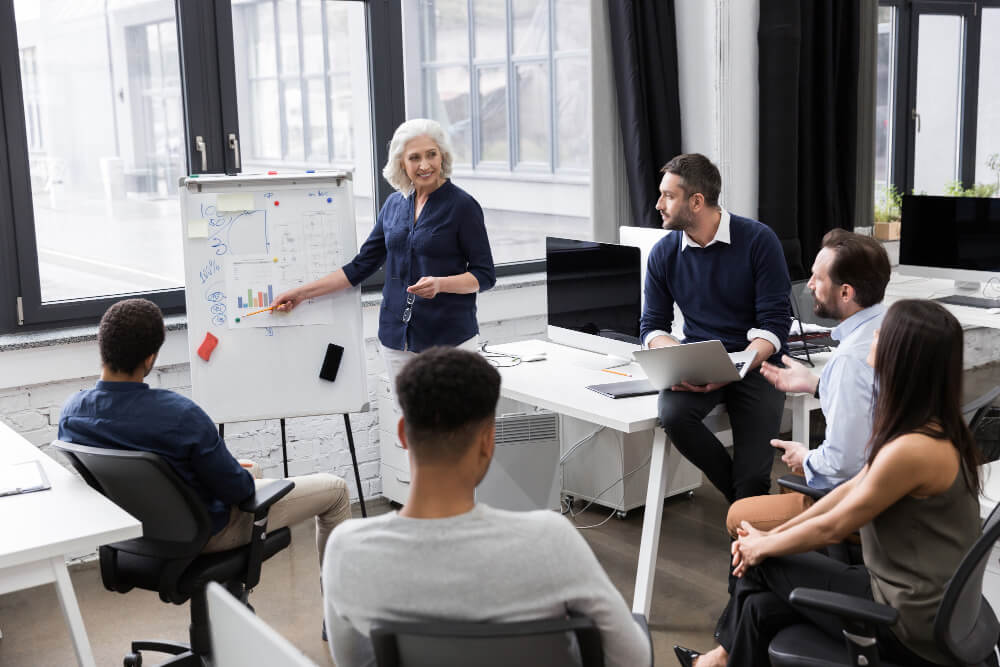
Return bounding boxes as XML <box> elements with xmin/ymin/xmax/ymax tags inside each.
<box><xmin>494</xmin><ymin>411</ymin><xmax>559</xmax><ymax>445</ymax></box>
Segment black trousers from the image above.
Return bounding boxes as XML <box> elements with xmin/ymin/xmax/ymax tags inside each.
<box><xmin>716</xmin><ymin>552</ymin><xmax>941</xmax><ymax>667</ymax></box>
<box><xmin>657</xmin><ymin>370</ymin><xmax>785</xmax><ymax>503</ymax></box>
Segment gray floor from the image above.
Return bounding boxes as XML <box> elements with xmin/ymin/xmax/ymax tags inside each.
<box><xmin>3</xmin><ymin>363</ymin><xmax>998</xmax><ymax>666</ymax></box>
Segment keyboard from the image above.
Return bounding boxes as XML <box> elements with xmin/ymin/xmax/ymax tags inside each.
<box><xmin>935</xmin><ymin>295</ymin><xmax>1000</xmax><ymax>309</ymax></box>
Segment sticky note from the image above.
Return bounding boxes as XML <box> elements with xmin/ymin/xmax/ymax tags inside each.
<box><xmin>197</xmin><ymin>332</ymin><xmax>219</xmax><ymax>361</ymax></box>
<box><xmin>187</xmin><ymin>219</ymin><xmax>209</xmax><ymax>238</ymax></box>
<box><xmin>217</xmin><ymin>193</ymin><xmax>254</xmax><ymax>211</ymax></box>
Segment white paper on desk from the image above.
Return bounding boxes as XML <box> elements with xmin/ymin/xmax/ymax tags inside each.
<box><xmin>0</xmin><ymin>460</ymin><xmax>51</xmax><ymax>497</ymax></box>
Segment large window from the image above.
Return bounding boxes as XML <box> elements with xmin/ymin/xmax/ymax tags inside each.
<box><xmin>10</xmin><ymin>1</ymin><xmax>185</xmax><ymax>305</ymax></box>
<box><xmin>879</xmin><ymin>0</ymin><xmax>1000</xmax><ymax>198</ymax></box>
<box><xmin>0</xmin><ymin>0</ymin><xmax>402</xmax><ymax>332</ymax></box>
<box><xmin>231</xmin><ymin>0</ymin><xmax>376</xmax><ymax>241</ymax></box>
<box><xmin>402</xmin><ymin>0</ymin><xmax>592</xmax><ymax>264</ymax></box>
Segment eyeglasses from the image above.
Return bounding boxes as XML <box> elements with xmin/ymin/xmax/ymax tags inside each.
<box><xmin>402</xmin><ymin>292</ymin><xmax>416</xmax><ymax>323</ymax></box>
<box><xmin>479</xmin><ymin>342</ymin><xmax>521</xmax><ymax>367</ymax></box>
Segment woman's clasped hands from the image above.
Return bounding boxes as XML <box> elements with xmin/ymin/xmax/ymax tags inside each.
<box><xmin>730</xmin><ymin>521</ymin><xmax>768</xmax><ymax>578</ymax></box>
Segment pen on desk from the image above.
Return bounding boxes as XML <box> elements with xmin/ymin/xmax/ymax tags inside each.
<box><xmin>243</xmin><ymin>306</ymin><xmax>276</xmax><ymax>317</ymax></box>
<box><xmin>601</xmin><ymin>368</ymin><xmax>632</xmax><ymax>377</ymax></box>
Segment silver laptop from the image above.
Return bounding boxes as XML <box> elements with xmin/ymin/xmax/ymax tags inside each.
<box><xmin>632</xmin><ymin>341</ymin><xmax>757</xmax><ymax>389</ymax></box>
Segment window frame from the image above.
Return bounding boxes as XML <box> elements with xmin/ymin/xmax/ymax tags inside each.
<box><xmin>880</xmin><ymin>0</ymin><xmax>999</xmax><ymax>195</ymax></box>
<box><xmin>0</xmin><ymin>0</ymin><xmax>416</xmax><ymax>333</ymax></box>
<box><xmin>417</xmin><ymin>0</ymin><xmax>588</xmax><ymax>177</ymax></box>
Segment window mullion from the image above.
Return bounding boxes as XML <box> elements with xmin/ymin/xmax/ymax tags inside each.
<box><xmin>506</xmin><ymin>0</ymin><xmax>515</xmax><ymax>170</ymax></box>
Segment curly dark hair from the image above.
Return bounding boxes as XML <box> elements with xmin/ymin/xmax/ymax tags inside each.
<box><xmin>395</xmin><ymin>347</ymin><xmax>501</xmax><ymax>463</ymax></box>
<box><xmin>98</xmin><ymin>298</ymin><xmax>165</xmax><ymax>374</ymax></box>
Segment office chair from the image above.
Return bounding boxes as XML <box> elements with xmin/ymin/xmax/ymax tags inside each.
<box><xmin>206</xmin><ymin>582</ymin><xmax>317</xmax><ymax>667</ymax></box>
<box><xmin>53</xmin><ymin>441</ymin><xmax>294</xmax><ymax>667</ymax></box>
<box><xmin>370</xmin><ymin>613</ymin><xmax>652</xmax><ymax>667</ymax></box>
<box><xmin>767</xmin><ymin>500</ymin><xmax>1000</xmax><ymax>667</ymax></box>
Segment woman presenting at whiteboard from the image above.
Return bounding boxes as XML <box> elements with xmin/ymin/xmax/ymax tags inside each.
<box><xmin>273</xmin><ymin>118</ymin><xmax>496</xmax><ymax>381</ymax></box>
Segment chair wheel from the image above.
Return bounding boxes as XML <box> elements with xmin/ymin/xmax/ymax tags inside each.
<box><xmin>124</xmin><ymin>652</ymin><xmax>142</xmax><ymax>667</ymax></box>
<box><xmin>616</xmin><ymin>510</ymin><xmax>629</xmax><ymax>520</ymax></box>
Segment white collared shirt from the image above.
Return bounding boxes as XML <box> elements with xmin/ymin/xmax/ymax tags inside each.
<box><xmin>644</xmin><ymin>208</ymin><xmax>782</xmax><ymax>354</ymax></box>
<box><xmin>680</xmin><ymin>208</ymin><xmax>731</xmax><ymax>250</ymax></box>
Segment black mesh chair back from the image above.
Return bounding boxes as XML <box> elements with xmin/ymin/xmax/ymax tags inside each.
<box><xmin>934</xmin><ymin>500</ymin><xmax>1000</xmax><ymax>665</ymax></box>
<box><xmin>54</xmin><ymin>440</ymin><xmax>212</xmax><ymax>559</ymax></box>
<box><xmin>370</xmin><ymin>617</ymin><xmax>604</xmax><ymax>667</ymax></box>
<box><xmin>963</xmin><ymin>386</ymin><xmax>1000</xmax><ymax>429</ymax></box>
<box><xmin>53</xmin><ymin>440</ymin><xmax>292</xmax><ymax>666</ymax></box>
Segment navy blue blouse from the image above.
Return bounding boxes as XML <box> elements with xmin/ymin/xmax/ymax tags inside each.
<box><xmin>342</xmin><ymin>180</ymin><xmax>496</xmax><ymax>352</ymax></box>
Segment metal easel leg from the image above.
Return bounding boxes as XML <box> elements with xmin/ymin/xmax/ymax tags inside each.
<box><xmin>343</xmin><ymin>414</ymin><xmax>367</xmax><ymax>517</ymax></box>
<box><xmin>280</xmin><ymin>418</ymin><xmax>289</xmax><ymax>478</ymax></box>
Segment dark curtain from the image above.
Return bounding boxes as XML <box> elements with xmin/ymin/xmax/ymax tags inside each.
<box><xmin>608</xmin><ymin>0</ymin><xmax>683</xmax><ymax>228</ymax></box>
<box><xmin>758</xmin><ymin>1</ymin><xmax>861</xmax><ymax>279</ymax></box>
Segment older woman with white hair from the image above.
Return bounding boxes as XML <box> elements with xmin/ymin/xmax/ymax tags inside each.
<box><xmin>273</xmin><ymin>118</ymin><xmax>496</xmax><ymax>381</ymax></box>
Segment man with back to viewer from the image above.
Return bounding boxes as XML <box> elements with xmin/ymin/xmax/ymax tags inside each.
<box><xmin>641</xmin><ymin>153</ymin><xmax>791</xmax><ymax>503</ymax></box>
<box><xmin>725</xmin><ymin>228</ymin><xmax>890</xmax><ymax>535</ymax></box>
<box><xmin>322</xmin><ymin>347</ymin><xmax>651</xmax><ymax>667</ymax></box>
<box><xmin>58</xmin><ymin>298</ymin><xmax>351</xmax><ymax>634</ymax></box>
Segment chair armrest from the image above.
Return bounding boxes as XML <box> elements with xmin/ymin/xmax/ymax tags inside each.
<box><xmin>239</xmin><ymin>479</ymin><xmax>294</xmax><ymax>591</ymax></box>
<box><xmin>789</xmin><ymin>588</ymin><xmax>899</xmax><ymax>627</ymax></box>
<box><xmin>238</xmin><ymin>479</ymin><xmax>295</xmax><ymax>519</ymax></box>
<box><xmin>776</xmin><ymin>474</ymin><xmax>827</xmax><ymax>500</ymax></box>
<box><xmin>632</xmin><ymin>613</ymin><xmax>653</xmax><ymax>667</ymax></box>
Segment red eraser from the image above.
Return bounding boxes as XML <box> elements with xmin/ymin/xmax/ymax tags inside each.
<box><xmin>197</xmin><ymin>332</ymin><xmax>219</xmax><ymax>361</ymax></box>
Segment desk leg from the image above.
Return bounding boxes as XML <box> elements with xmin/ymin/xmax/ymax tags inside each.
<box><xmin>791</xmin><ymin>396</ymin><xmax>811</xmax><ymax>446</ymax></box>
<box><xmin>632</xmin><ymin>429</ymin><xmax>671</xmax><ymax>620</ymax></box>
<box><xmin>50</xmin><ymin>556</ymin><xmax>96</xmax><ymax>667</ymax></box>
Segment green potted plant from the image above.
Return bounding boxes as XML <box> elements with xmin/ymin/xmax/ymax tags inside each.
<box><xmin>874</xmin><ymin>184</ymin><xmax>902</xmax><ymax>240</ymax></box>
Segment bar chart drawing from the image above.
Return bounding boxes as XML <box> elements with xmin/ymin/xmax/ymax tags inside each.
<box><xmin>226</xmin><ymin>255</ymin><xmax>333</xmax><ymax>329</ymax></box>
<box><xmin>236</xmin><ymin>285</ymin><xmax>274</xmax><ymax>310</ymax></box>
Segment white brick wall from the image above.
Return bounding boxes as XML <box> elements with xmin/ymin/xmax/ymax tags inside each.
<box><xmin>0</xmin><ymin>311</ymin><xmax>547</xmax><ymax>503</ymax></box>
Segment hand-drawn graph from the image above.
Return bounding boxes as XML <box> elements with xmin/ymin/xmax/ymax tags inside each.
<box><xmin>224</xmin><ymin>207</ymin><xmax>342</xmax><ymax>329</ymax></box>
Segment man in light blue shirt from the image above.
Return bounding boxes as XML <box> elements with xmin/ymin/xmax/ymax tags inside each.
<box><xmin>725</xmin><ymin>229</ymin><xmax>890</xmax><ymax>535</ymax></box>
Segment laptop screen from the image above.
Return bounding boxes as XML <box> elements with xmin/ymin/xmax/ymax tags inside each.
<box><xmin>790</xmin><ymin>279</ymin><xmax>838</xmax><ymax>329</ymax></box>
<box><xmin>546</xmin><ymin>237</ymin><xmax>641</xmax><ymax>344</ymax></box>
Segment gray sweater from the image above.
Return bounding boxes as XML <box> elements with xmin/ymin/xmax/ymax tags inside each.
<box><xmin>322</xmin><ymin>504</ymin><xmax>651</xmax><ymax>667</ymax></box>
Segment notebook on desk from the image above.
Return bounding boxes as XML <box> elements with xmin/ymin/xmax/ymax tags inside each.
<box><xmin>586</xmin><ymin>378</ymin><xmax>658</xmax><ymax>399</ymax></box>
<box><xmin>0</xmin><ymin>460</ymin><xmax>51</xmax><ymax>497</ymax></box>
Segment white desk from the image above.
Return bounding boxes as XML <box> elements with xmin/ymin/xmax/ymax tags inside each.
<box><xmin>490</xmin><ymin>339</ymin><xmax>826</xmax><ymax>619</ymax></box>
<box><xmin>0</xmin><ymin>423</ymin><xmax>141</xmax><ymax>666</ymax></box>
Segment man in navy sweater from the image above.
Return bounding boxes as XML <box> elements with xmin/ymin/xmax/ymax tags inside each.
<box><xmin>59</xmin><ymin>298</ymin><xmax>351</xmax><ymax>626</ymax></box>
<box><xmin>640</xmin><ymin>154</ymin><xmax>790</xmax><ymax>503</ymax></box>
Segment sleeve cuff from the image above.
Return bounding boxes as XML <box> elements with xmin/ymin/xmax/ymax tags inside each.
<box><xmin>802</xmin><ymin>452</ymin><xmax>816</xmax><ymax>486</ymax></box>
<box><xmin>644</xmin><ymin>330</ymin><xmax>671</xmax><ymax>347</ymax></box>
<box><xmin>747</xmin><ymin>328</ymin><xmax>780</xmax><ymax>353</ymax></box>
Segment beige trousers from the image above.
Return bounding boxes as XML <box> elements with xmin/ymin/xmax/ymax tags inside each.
<box><xmin>203</xmin><ymin>472</ymin><xmax>351</xmax><ymax>565</ymax></box>
<box><xmin>725</xmin><ymin>491</ymin><xmax>813</xmax><ymax>538</ymax></box>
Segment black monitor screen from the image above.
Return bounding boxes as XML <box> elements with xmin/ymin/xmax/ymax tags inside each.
<box><xmin>545</xmin><ymin>237</ymin><xmax>641</xmax><ymax>344</ymax></box>
<box><xmin>900</xmin><ymin>195</ymin><xmax>1000</xmax><ymax>272</ymax></box>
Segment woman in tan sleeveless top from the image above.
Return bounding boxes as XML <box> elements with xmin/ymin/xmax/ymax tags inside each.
<box><xmin>675</xmin><ymin>299</ymin><xmax>982</xmax><ymax>667</ymax></box>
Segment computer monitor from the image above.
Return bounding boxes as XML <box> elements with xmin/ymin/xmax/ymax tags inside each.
<box><xmin>546</xmin><ymin>237</ymin><xmax>642</xmax><ymax>359</ymax></box>
<box><xmin>898</xmin><ymin>195</ymin><xmax>1000</xmax><ymax>284</ymax></box>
